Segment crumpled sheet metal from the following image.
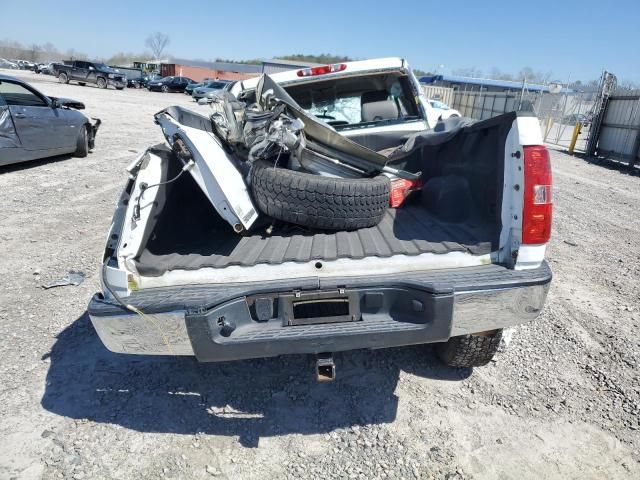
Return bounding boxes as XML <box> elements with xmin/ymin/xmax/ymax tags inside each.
<box><xmin>0</xmin><ymin>106</ymin><xmax>21</xmax><ymax>149</ymax></box>
<box><xmin>255</xmin><ymin>74</ymin><xmax>390</xmax><ymax>174</ymax></box>
<box><xmin>42</xmin><ymin>271</ymin><xmax>85</xmax><ymax>289</ymax></box>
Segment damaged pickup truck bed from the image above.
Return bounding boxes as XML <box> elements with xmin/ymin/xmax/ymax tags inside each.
<box><xmin>89</xmin><ymin>58</ymin><xmax>552</xmax><ymax>378</ymax></box>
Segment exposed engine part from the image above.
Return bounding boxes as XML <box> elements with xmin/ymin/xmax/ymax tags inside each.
<box><xmin>210</xmin><ymin>91</ymin><xmax>247</xmax><ymax>144</ymax></box>
<box><xmin>247</xmin><ymin>113</ymin><xmax>305</xmax><ymax>162</ymax></box>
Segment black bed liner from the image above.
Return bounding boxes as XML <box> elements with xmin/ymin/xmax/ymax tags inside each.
<box><xmin>132</xmin><ymin>110</ymin><xmax>515</xmax><ymax>277</ymax></box>
<box><xmin>134</xmin><ymin>204</ymin><xmax>495</xmax><ymax>276</ymax></box>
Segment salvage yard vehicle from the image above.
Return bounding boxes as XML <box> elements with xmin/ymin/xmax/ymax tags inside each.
<box><xmin>191</xmin><ymin>80</ymin><xmax>232</xmax><ymax>100</ymax></box>
<box><xmin>107</xmin><ymin>65</ymin><xmax>144</xmax><ymax>88</ymax></box>
<box><xmin>89</xmin><ymin>58</ymin><xmax>552</xmax><ymax>380</ymax></box>
<box><xmin>34</xmin><ymin>62</ymin><xmax>55</xmax><ymax>75</ymax></box>
<box><xmin>196</xmin><ymin>81</ymin><xmax>236</xmax><ymax>103</ymax></box>
<box><xmin>0</xmin><ymin>74</ymin><xmax>100</xmax><ymax>167</ymax></box>
<box><xmin>428</xmin><ymin>99</ymin><xmax>461</xmax><ymax>120</ymax></box>
<box><xmin>185</xmin><ymin>78</ymin><xmax>216</xmax><ymax>95</ymax></box>
<box><xmin>139</xmin><ymin>73</ymin><xmax>163</xmax><ymax>89</ymax></box>
<box><xmin>0</xmin><ymin>58</ymin><xmax>19</xmax><ymax>69</ymax></box>
<box><xmin>147</xmin><ymin>76</ymin><xmax>194</xmax><ymax>93</ymax></box>
<box><xmin>53</xmin><ymin>60</ymin><xmax>126</xmax><ymax>90</ymax></box>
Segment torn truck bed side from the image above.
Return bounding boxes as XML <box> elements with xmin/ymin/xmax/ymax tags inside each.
<box><xmin>154</xmin><ymin>107</ymin><xmax>258</xmax><ymax>232</ymax></box>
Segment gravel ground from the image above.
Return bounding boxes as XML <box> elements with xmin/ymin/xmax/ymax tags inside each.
<box><xmin>1</xmin><ymin>69</ymin><xmax>639</xmax><ymax>480</ymax></box>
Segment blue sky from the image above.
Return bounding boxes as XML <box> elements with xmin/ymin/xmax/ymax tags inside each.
<box><xmin>4</xmin><ymin>0</ymin><xmax>639</xmax><ymax>82</ymax></box>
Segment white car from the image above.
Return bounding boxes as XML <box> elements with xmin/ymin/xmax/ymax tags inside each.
<box><xmin>0</xmin><ymin>58</ymin><xmax>19</xmax><ymax>69</ymax></box>
<box><xmin>429</xmin><ymin>99</ymin><xmax>461</xmax><ymax>120</ymax></box>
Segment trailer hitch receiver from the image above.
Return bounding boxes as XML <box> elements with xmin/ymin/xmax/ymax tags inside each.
<box><xmin>316</xmin><ymin>353</ymin><xmax>335</xmax><ymax>382</ymax></box>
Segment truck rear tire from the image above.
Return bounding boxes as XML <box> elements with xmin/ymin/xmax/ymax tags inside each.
<box><xmin>250</xmin><ymin>160</ymin><xmax>390</xmax><ymax>230</ymax></box>
<box><xmin>436</xmin><ymin>330</ymin><xmax>502</xmax><ymax>368</ymax></box>
<box><xmin>97</xmin><ymin>77</ymin><xmax>107</xmax><ymax>89</ymax></box>
<box><xmin>58</xmin><ymin>73</ymin><xmax>68</xmax><ymax>84</ymax></box>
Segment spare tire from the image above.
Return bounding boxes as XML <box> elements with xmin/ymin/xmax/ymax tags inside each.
<box><xmin>251</xmin><ymin>160</ymin><xmax>390</xmax><ymax>230</ymax></box>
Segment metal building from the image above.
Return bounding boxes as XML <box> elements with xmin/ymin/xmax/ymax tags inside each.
<box><xmin>261</xmin><ymin>59</ymin><xmax>321</xmax><ymax>74</ymax></box>
<box><xmin>160</xmin><ymin>59</ymin><xmax>262</xmax><ymax>81</ymax></box>
<box><xmin>420</xmin><ymin>74</ymin><xmax>564</xmax><ymax>93</ymax></box>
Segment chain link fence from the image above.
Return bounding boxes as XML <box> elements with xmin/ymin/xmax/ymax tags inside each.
<box><xmin>449</xmin><ymin>89</ymin><xmax>595</xmax><ymax>152</ymax></box>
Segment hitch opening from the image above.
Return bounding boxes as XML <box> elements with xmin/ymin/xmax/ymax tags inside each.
<box><xmin>316</xmin><ymin>353</ymin><xmax>335</xmax><ymax>382</ymax></box>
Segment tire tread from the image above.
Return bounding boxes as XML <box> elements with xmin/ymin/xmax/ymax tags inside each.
<box><xmin>436</xmin><ymin>330</ymin><xmax>502</xmax><ymax>368</ymax></box>
<box><xmin>250</xmin><ymin>160</ymin><xmax>390</xmax><ymax>230</ymax></box>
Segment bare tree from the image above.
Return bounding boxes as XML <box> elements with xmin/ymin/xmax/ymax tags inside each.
<box><xmin>489</xmin><ymin>67</ymin><xmax>514</xmax><ymax>81</ymax></box>
<box><xmin>66</xmin><ymin>48</ymin><xmax>87</xmax><ymax>61</ymax></box>
<box><xmin>145</xmin><ymin>32</ymin><xmax>170</xmax><ymax>60</ymax></box>
<box><xmin>27</xmin><ymin>44</ymin><xmax>41</xmax><ymax>62</ymax></box>
<box><xmin>41</xmin><ymin>42</ymin><xmax>58</xmax><ymax>61</ymax></box>
<box><xmin>452</xmin><ymin>66</ymin><xmax>483</xmax><ymax>78</ymax></box>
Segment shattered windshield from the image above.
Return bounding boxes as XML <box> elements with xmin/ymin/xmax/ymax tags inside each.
<box><xmin>306</xmin><ymin>95</ymin><xmax>361</xmax><ymax>124</ymax></box>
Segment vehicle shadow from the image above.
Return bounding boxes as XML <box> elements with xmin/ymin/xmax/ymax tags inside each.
<box><xmin>41</xmin><ymin>312</ymin><xmax>470</xmax><ymax>447</ymax></box>
<box><xmin>578</xmin><ymin>153</ymin><xmax>639</xmax><ymax>176</ymax></box>
<box><xmin>0</xmin><ymin>153</ymin><xmax>75</xmax><ymax>173</ymax></box>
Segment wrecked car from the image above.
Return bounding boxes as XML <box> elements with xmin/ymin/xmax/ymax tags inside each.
<box><xmin>89</xmin><ymin>58</ymin><xmax>552</xmax><ymax>380</ymax></box>
<box><xmin>0</xmin><ymin>74</ymin><xmax>100</xmax><ymax>167</ymax></box>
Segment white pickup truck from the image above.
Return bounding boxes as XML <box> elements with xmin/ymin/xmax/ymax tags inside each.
<box><xmin>88</xmin><ymin>58</ymin><xmax>552</xmax><ymax>380</ymax></box>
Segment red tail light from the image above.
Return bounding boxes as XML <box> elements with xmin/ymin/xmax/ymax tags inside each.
<box><xmin>522</xmin><ymin>145</ymin><xmax>552</xmax><ymax>244</ymax></box>
<box><xmin>389</xmin><ymin>178</ymin><xmax>422</xmax><ymax>208</ymax></box>
<box><xmin>296</xmin><ymin>63</ymin><xmax>347</xmax><ymax>77</ymax></box>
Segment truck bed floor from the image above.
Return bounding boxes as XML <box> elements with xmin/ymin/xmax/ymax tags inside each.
<box><xmin>134</xmin><ymin>201</ymin><xmax>496</xmax><ymax>276</ymax></box>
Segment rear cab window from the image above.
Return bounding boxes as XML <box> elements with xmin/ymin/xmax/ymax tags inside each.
<box><xmin>284</xmin><ymin>73</ymin><xmax>420</xmax><ymax>130</ymax></box>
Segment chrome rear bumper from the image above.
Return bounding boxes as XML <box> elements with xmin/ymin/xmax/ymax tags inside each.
<box><xmin>88</xmin><ymin>262</ymin><xmax>551</xmax><ymax>359</ymax></box>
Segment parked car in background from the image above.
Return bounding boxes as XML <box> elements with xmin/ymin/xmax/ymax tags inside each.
<box><xmin>15</xmin><ymin>60</ymin><xmax>36</xmax><ymax>71</ymax></box>
<box><xmin>428</xmin><ymin>99</ymin><xmax>461</xmax><ymax>120</ymax></box>
<box><xmin>191</xmin><ymin>80</ymin><xmax>232</xmax><ymax>100</ymax></box>
<box><xmin>0</xmin><ymin>58</ymin><xmax>19</xmax><ymax>69</ymax></box>
<box><xmin>53</xmin><ymin>61</ymin><xmax>126</xmax><ymax>90</ymax></box>
<box><xmin>185</xmin><ymin>78</ymin><xmax>217</xmax><ymax>95</ymax></box>
<box><xmin>197</xmin><ymin>81</ymin><xmax>236</xmax><ymax>102</ymax></box>
<box><xmin>185</xmin><ymin>81</ymin><xmax>204</xmax><ymax>95</ymax></box>
<box><xmin>147</xmin><ymin>76</ymin><xmax>194</xmax><ymax>93</ymax></box>
<box><xmin>108</xmin><ymin>66</ymin><xmax>145</xmax><ymax>88</ymax></box>
<box><xmin>138</xmin><ymin>73</ymin><xmax>162</xmax><ymax>89</ymax></box>
<box><xmin>0</xmin><ymin>74</ymin><xmax>100</xmax><ymax>167</ymax></box>
<box><xmin>34</xmin><ymin>63</ymin><xmax>55</xmax><ymax>75</ymax></box>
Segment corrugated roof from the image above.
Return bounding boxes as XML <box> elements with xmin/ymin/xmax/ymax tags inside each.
<box><xmin>263</xmin><ymin>58</ymin><xmax>323</xmax><ymax>67</ymax></box>
<box><xmin>169</xmin><ymin>58</ymin><xmax>263</xmax><ymax>73</ymax></box>
<box><xmin>420</xmin><ymin>74</ymin><xmax>574</xmax><ymax>93</ymax></box>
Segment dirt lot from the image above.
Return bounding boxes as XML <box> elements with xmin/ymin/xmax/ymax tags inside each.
<box><xmin>1</xmin><ymin>69</ymin><xmax>639</xmax><ymax>480</ymax></box>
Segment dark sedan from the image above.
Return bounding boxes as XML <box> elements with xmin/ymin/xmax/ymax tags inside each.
<box><xmin>147</xmin><ymin>76</ymin><xmax>194</xmax><ymax>93</ymax></box>
<box><xmin>139</xmin><ymin>74</ymin><xmax>162</xmax><ymax>88</ymax></box>
<box><xmin>0</xmin><ymin>74</ymin><xmax>100</xmax><ymax>167</ymax></box>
